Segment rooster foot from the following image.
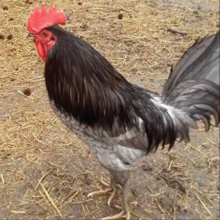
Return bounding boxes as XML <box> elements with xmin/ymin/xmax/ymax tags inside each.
<box><xmin>101</xmin><ymin>180</ymin><xmax>138</xmax><ymax>220</ymax></box>
<box><xmin>101</xmin><ymin>201</ymin><xmax>138</xmax><ymax>220</ymax></box>
<box><xmin>87</xmin><ymin>177</ymin><xmax>121</xmax><ymax>206</ymax></box>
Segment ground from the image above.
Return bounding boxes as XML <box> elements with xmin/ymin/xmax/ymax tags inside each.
<box><xmin>0</xmin><ymin>0</ymin><xmax>219</xmax><ymax>219</ymax></box>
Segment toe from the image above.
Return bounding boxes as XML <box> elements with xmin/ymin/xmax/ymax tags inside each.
<box><xmin>107</xmin><ymin>186</ymin><xmax>117</xmax><ymax>206</ymax></box>
<box><xmin>87</xmin><ymin>188</ymin><xmax>112</xmax><ymax>198</ymax></box>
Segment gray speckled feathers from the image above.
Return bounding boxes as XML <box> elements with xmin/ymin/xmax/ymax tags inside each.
<box><xmin>162</xmin><ymin>30</ymin><xmax>219</xmax><ymax>132</ymax></box>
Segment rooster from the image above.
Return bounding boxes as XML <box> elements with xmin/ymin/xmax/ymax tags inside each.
<box><xmin>27</xmin><ymin>4</ymin><xmax>219</xmax><ymax>220</ymax></box>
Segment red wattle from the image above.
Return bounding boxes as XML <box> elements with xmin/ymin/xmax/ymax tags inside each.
<box><xmin>35</xmin><ymin>40</ymin><xmax>47</xmax><ymax>62</ymax></box>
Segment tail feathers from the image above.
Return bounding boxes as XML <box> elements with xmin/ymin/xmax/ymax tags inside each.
<box><xmin>163</xmin><ymin>78</ymin><xmax>219</xmax><ymax>132</ymax></box>
<box><xmin>151</xmin><ymin>99</ymin><xmax>196</xmax><ymax>146</ymax></box>
<box><xmin>163</xmin><ymin>30</ymin><xmax>219</xmax><ymax>99</ymax></box>
<box><xmin>162</xmin><ymin>31</ymin><xmax>219</xmax><ymax>136</ymax></box>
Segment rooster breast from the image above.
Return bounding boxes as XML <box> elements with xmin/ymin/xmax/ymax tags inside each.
<box><xmin>50</xmin><ymin>100</ymin><xmax>146</xmax><ymax>172</ymax></box>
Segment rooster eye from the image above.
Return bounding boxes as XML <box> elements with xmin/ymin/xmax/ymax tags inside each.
<box><xmin>43</xmin><ymin>32</ymin><xmax>48</xmax><ymax>37</ymax></box>
<box><xmin>50</xmin><ymin>36</ymin><xmax>55</xmax><ymax>41</ymax></box>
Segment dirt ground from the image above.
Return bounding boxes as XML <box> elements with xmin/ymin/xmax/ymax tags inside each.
<box><xmin>0</xmin><ymin>0</ymin><xmax>219</xmax><ymax>219</ymax></box>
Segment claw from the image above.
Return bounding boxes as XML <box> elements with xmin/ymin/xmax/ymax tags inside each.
<box><xmin>88</xmin><ymin>177</ymin><xmax>121</xmax><ymax>206</ymax></box>
<box><xmin>88</xmin><ymin>175</ymin><xmax>138</xmax><ymax>220</ymax></box>
<box><xmin>107</xmin><ymin>185</ymin><xmax>117</xmax><ymax>206</ymax></box>
<box><xmin>99</xmin><ymin>179</ymin><xmax>110</xmax><ymax>188</ymax></box>
<box><xmin>101</xmin><ymin>178</ymin><xmax>138</xmax><ymax>220</ymax></box>
<box><xmin>87</xmin><ymin>188</ymin><xmax>112</xmax><ymax>198</ymax></box>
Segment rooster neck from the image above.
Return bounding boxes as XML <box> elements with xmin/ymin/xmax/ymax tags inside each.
<box><xmin>44</xmin><ymin>32</ymin><xmax>132</xmax><ymax>128</ymax></box>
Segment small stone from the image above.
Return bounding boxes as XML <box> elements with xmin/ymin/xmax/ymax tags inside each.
<box><xmin>25</xmin><ymin>0</ymin><xmax>33</xmax><ymax>4</ymax></box>
<box><xmin>118</xmin><ymin>13</ymin><xmax>123</xmax><ymax>19</ymax></box>
<box><xmin>2</xmin><ymin>6</ymin><xmax>8</xmax><ymax>10</ymax></box>
<box><xmin>7</xmin><ymin>34</ymin><xmax>13</xmax><ymax>40</ymax></box>
<box><xmin>23</xmin><ymin>88</ymin><xmax>31</xmax><ymax>96</ymax></box>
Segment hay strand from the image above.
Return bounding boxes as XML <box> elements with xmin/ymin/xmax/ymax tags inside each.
<box><xmin>40</xmin><ymin>183</ymin><xmax>63</xmax><ymax>217</ymax></box>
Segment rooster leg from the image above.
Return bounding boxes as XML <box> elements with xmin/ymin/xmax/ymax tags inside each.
<box><xmin>101</xmin><ymin>171</ymin><xmax>138</xmax><ymax>220</ymax></box>
<box><xmin>87</xmin><ymin>176</ymin><xmax>121</xmax><ymax>206</ymax></box>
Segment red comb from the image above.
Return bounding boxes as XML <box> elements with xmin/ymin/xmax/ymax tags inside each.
<box><xmin>27</xmin><ymin>4</ymin><xmax>66</xmax><ymax>34</ymax></box>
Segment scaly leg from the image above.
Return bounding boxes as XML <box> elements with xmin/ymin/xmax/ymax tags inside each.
<box><xmin>87</xmin><ymin>176</ymin><xmax>121</xmax><ymax>206</ymax></box>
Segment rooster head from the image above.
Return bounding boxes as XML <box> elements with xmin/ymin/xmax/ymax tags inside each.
<box><xmin>27</xmin><ymin>4</ymin><xmax>67</xmax><ymax>61</ymax></box>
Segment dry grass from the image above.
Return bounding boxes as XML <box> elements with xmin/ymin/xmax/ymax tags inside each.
<box><xmin>0</xmin><ymin>0</ymin><xmax>219</xmax><ymax>219</ymax></box>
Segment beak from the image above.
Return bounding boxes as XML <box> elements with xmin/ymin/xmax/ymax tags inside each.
<box><xmin>27</xmin><ymin>33</ymin><xmax>34</xmax><ymax>38</ymax></box>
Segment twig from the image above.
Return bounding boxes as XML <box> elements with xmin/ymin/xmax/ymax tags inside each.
<box><xmin>35</xmin><ymin>170</ymin><xmax>54</xmax><ymax>190</ymax></box>
<box><xmin>40</xmin><ymin>183</ymin><xmax>63</xmax><ymax>217</ymax></box>
<box><xmin>195</xmin><ymin>193</ymin><xmax>212</xmax><ymax>216</ymax></box>
<box><xmin>144</xmin><ymin>208</ymin><xmax>153</xmax><ymax>214</ymax></box>
<box><xmin>146</xmin><ymin>184</ymin><xmax>153</xmax><ymax>193</ymax></box>
<box><xmin>156</xmin><ymin>200</ymin><xmax>165</xmax><ymax>213</ymax></box>
<box><xmin>1</xmin><ymin>173</ymin><xmax>4</xmax><ymax>187</ymax></box>
<box><xmin>17</xmin><ymin>90</ymin><xmax>35</xmax><ymax>100</ymax></box>
<box><xmin>11</xmin><ymin>210</ymin><xmax>26</xmax><ymax>214</ymax></box>
<box><xmin>18</xmin><ymin>156</ymin><xmax>38</xmax><ymax>172</ymax></box>
<box><xmin>167</xmin><ymin>27</ymin><xmax>187</xmax><ymax>36</ymax></box>
<box><xmin>63</xmin><ymin>190</ymin><xmax>80</xmax><ymax>204</ymax></box>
